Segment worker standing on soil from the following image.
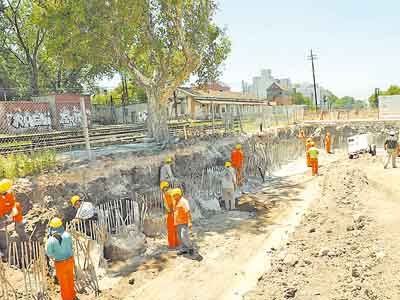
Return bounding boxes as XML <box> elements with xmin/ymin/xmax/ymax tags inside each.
<box><xmin>325</xmin><ymin>132</ymin><xmax>332</xmax><ymax>154</ymax></box>
<box><xmin>170</xmin><ymin>188</ymin><xmax>194</xmax><ymax>256</ymax></box>
<box><xmin>160</xmin><ymin>181</ymin><xmax>179</xmax><ymax>249</ymax></box>
<box><xmin>231</xmin><ymin>144</ymin><xmax>244</xmax><ymax>186</ymax></box>
<box><xmin>46</xmin><ymin>217</ymin><xmax>76</xmax><ymax>300</ymax></box>
<box><xmin>305</xmin><ymin>138</ymin><xmax>313</xmax><ymax>167</ymax></box>
<box><xmin>160</xmin><ymin>156</ymin><xmax>176</xmax><ymax>185</ymax></box>
<box><xmin>71</xmin><ymin>195</ymin><xmax>97</xmax><ymax>221</ymax></box>
<box><xmin>384</xmin><ymin>131</ymin><xmax>398</xmax><ymax>169</ymax></box>
<box><xmin>308</xmin><ymin>142</ymin><xmax>320</xmax><ymax>176</ymax></box>
<box><xmin>221</xmin><ymin>162</ymin><xmax>237</xmax><ymax>210</ymax></box>
<box><xmin>0</xmin><ymin>179</ymin><xmax>28</xmax><ymax>261</ymax></box>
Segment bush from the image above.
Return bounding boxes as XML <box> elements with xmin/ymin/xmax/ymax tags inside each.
<box><xmin>0</xmin><ymin>150</ymin><xmax>57</xmax><ymax>179</ymax></box>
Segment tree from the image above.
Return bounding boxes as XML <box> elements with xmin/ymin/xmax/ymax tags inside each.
<box><xmin>0</xmin><ymin>0</ymin><xmax>47</xmax><ymax>96</ymax></box>
<box><xmin>292</xmin><ymin>92</ymin><xmax>313</xmax><ymax>107</ymax></box>
<box><xmin>44</xmin><ymin>0</ymin><xmax>231</xmax><ymax>141</ymax></box>
<box><xmin>369</xmin><ymin>85</ymin><xmax>400</xmax><ymax>108</ymax></box>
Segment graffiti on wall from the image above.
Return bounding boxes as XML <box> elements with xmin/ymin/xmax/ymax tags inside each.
<box><xmin>59</xmin><ymin>106</ymin><xmax>82</xmax><ymax>128</ymax></box>
<box><xmin>6</xmin><ymin>110</ymin><xmax>51</xmax><ymax>130</ymax></box>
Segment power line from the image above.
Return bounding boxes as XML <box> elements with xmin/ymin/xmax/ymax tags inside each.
<box><xmin>307</xmin><ymin>49</ymin><xmax>318</xmax><ymax>112</ymax></box>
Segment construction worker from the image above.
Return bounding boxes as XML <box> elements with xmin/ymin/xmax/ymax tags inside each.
<box><xmin>46</xmin><ymin>217</ymin><xmax>76</xmax><ymax>300</ymax></box>
<box><xmin>170</xmin><ymin>188</ymin><xmax>194</xmax><ymax>256</ymax></box>
<box><xmin>70</xmin><ymin>195</ymin><xmax>97</xmax><ymax>221</ymax></box>
<box><xmin>231</xmin><ymin>144</ymin><xmax>244</xmax><ymax>186</ymax></box>
<box><xmin>305</xmin><ymin>138</ymin><xmax>313</xmax><ymax>167</ymax></box>
<box><xmin>307</xmin><ymin>142</ymin><xmax>319</xmax><ymax>176</ymax></box>
<box><xmin>325</xmin><ymin>132</ymin><xmax>332</xmax><ymax>154</ymax></box>
<box><xmin>160</xmin><ymin>181</ymin><xmax>179</xmax><ymax>249</ymax></box>
<box><xmin>221</xmin><ymin>162</ymin><xmax>236</xmax><ymax>210</ymax></box>
<box><xmin>384</xmin><ymin>131</ymin><xmax>398</xmax><ymax>169</ymax></box>
<box><xmin>0</xmin><ymin>179</ymin><xmax>28</xmax><ymax>261</ymax></box>
<box><xmin>160</xmin><ymin>156</ymin><xmax>176</xmax><ymax>185</ymax></box>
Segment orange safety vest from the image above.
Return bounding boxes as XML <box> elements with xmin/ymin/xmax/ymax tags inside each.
<box><xmin>0</xmin><ymin>192</ymin><xmax>16</xmax><ymax>218</ymax></box>
<box><xmin>305</xmin><ymin>142</ymin><xmax>312</xmax><ymax>151</ymax></box>
<box><xmin>163</xmin><ymin>193</ymin><xmax>175</xmax><ymax>214</ymax></box>
<box><xmin>231</xmin><ymin>149</ymin><xmax>244</xmax><ymax>168</ymax></box>
<box><xmin>13</xmin><ymin>202</ymin><xmax>23</xmax><ymax>223</ymax></box>
<box><xmin>174</xmin><ymin>197</ymin><xmax>191</xmax><ymax>226</ymax></box>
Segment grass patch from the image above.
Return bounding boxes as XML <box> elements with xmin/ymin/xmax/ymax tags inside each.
<box><xmin>0</xmin><ymin>150</ymin><xmax>57</xmax><ymax>179</ymax></box>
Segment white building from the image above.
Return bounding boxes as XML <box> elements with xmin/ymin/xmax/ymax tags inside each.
<box><xmin>294</xmin><ymin>83</ymin><xmax>331</xmax><ymax>107</ymax></box>
<box><xmin>243</xmin><ymin>69</ymin><xmax>292</xmax><ymax>99</ymax></box>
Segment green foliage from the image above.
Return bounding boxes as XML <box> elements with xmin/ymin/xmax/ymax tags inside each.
<box><xmin>0</xmin><ymin>150</ymin><xmax>57</xmax><ymax>179</ymax></box>
<box><xmin>369</xmin><ymin>85</ymin><xmax>400</xmax><ymax>108</ymax></box>
<box><xmin>92</xmin><ymin>81</ymin><xmax>148</xmax><ymax>105</ymax></box>
<box><xmin>292</xmin><ymin>92</ymin><xmax>313</xmax><ymax>107</ymax></box>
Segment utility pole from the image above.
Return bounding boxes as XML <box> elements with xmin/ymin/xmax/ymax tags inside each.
<box><xmin>308</xmin><ymin>49</ymin><xmax>318</xmax><ymax>112</ymax></box>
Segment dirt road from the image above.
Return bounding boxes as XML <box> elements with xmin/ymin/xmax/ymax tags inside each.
<box><xmin>245</xmin><ymin>155</ymin><xmax>400</xmax><ymax>299</ymax></box>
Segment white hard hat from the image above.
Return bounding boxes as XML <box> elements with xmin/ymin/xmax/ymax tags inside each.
<box><xmin>389</xmin><ymin>131</ymin><xmax>396</xmax><ymax>136</ymax></box>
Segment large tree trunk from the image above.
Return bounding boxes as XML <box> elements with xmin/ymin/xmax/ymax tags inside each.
<box><xmin>146</xmin><ymin>89</ymin><xmax>170</xmax><ymax>142</ymax></box>
<box><xmin>30</xmin><ymin>61</ymin><xmax>40</xmax><ymax>96</ymax></box>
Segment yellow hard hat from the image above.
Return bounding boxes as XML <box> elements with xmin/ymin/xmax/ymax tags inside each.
<box><xmin>225</xmin><ymin>161</ymin><xmax>232</xmax><ymax>168</ymax></box>
<box><xmin>169</xmin><ymin>188</ymin><xmax>183</xmax><ymax>197</ymax></box>
<box><xmin>70</xmin><ymin>195</ymin><xmax>81</xmax><ymax>206</ymax></box>
<box><xmin>310</xmin><ymin>142</ymin><xmax>315</xmax><ymax>147</ymax></box>
<box><xmin>49</xmin><ymin>217</ymin><xmax>63</xmax><ymax>229</ymax></box>
<box><xmin>164</xmin><ymin>156</ymin><xmax>172</xmax><ymax>163</ymax></box>
<box><xmin>306</xmin><ymin>138</ymin><xmax>312</xmax><ymax>143</ymax></box>
<box><xmin>160</xmin><ymin>181</ymin><xmax>169</xmax><ymax>190</ymax></box>
<box><xmin>235</xmin><ymin>144</ymin><xmax>242</xmax><ymax>150</ymax></box>
<box><xmin>0</xmin><ymin>179</ymin><xmax>13</xmax><ymax>193</ymax></box>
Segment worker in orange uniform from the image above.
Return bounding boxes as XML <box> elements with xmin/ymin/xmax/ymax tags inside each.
<box><xmin>0</xmin><ymin>179</ymin><xmax>28</xmax><ymax>261</ymax></box>
<box><xmin>307</xmin><ymin>142</ymin><xmax>320</xmax><ymax>176</ymax></box>
<box><xmin>160</xmin><ymin>181</ymin><xmax>179</xmax><ymax>249</ymax></box>
<box><xmin>325</xmin><ymin>132</ymin><xmax>332</xmax><ymax>154</ymax></box>
<box><xmin>305</xmin><ymin>138</ymin><xmax>313</xmax><ymax>167</ymax></box>
<box><xmin>170</xmin><ymin>188</ymin><xmax>194</xmax><ymax>256</ymax></box>
<box><xmin>231</xmin><ymin>144</ymin><xmax>244</xmax><ymax>186</ymax></box>
<box><xmin>46</xmin><ymin>217</ymin><xmax>76</xmax><ymax>300</ymax></box>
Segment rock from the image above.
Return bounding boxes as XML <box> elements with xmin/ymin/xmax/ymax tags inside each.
<box><xmin>128</xmin><ymin>278</ymin><xmax>135</xmax><ymax>285</ymax></box>
<box><xmin>283</xmin><ymin>254</ymin><xmax>299</xmax><ymax>267</ymax></box>
<box><xmin>327</xmin><ymin>251</ymin><xmax>336</xmax><ymax>257</ymax></box>
<box><xmin>143</xmin><ymin>217</ymin><xmax>165</xmax><ymax>237</ymax></box>
<box><xmin>284</xmin><ymin>287</ymin><xmax>297</xmax><ymax>299</ymax></box>
<box><xmin>347</xmin><ymin>225</ymin><xmax>355</xmax><ymax>231</ymax></box>
<box><xmin>104</xmin><ymin>225</ymin><xmax>146</xmax><ymax>261</ymax></box>
<box><xmin>319</xmin><ymin>248</ymin><xmax>330</xmax><ymax>257</ymax></box>
<box><xmin>304</xmin><ymin>259</ymin><xmax>312</xmax><ymax>265</ymax></box>
<box><xmin>326</xmin><ymin>229</ymin><xmax>333</xmax><ymax>233</ymax></box>
<box><xmin>309</xmin><ymin>228</ymin><xmax>316</xmax><ymax>233</ymax></box>
<box><xmin>352</xmin><ymin>268</ymin><xmax>361</xmax><ymax>278</ymax></box>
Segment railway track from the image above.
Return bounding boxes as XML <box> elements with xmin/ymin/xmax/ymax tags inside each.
<box><xmin>0</xmin><ymin>120</ymin><xmax>238</xmax><ymax>154</ymax></box>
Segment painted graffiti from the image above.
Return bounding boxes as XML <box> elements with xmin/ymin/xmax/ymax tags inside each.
<box><xmin>59</xmin><ymin>106</ymin><xmax>82</xmax><ymax>128</ymax></box>
<box><xmin>6</xmin><ymin>110</ymin><xmax>51</xmax><ymax>130</ymax></box>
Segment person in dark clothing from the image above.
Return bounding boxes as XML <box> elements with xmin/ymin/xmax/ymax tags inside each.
<box><xmin>384</xmin><ymin>131</ymin><xmax>398</xmax><ymax>169</ymax></box>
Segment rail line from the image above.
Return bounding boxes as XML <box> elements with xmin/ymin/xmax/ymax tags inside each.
<box><xmin>0</xmin><ymin>120</ymin><xmax>239</xmax><ymax>154</ymax></box>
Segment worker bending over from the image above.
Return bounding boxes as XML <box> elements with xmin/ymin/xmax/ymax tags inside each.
<box><xmin>160</xmin><ymin>156</ymin><xmax>176</xmax><ymax>185</ymax></box>
<box><xmin>221</xmin><ymin>162</ymin><xmax>236</xmax><ymax>210</ymax></box>
<box><xmin>170</xmin><ymin>188</ymin><xmax>194</xmax><ymax>256</ymax></box>
<box><xmin>0</xmin><ymin>179</ymin><xmax>27</xmax><ymax>261</ymax></box>
<box><xmin>160</xmin><ymin>181</ymin><xmax>179</xmax><ymax>249</ymax></box>
<box><xmin>325</xmin><ymin>132</ymin><xmax>332</xmax><ymax>154</ymax></box>
<box><xmin>305</xmin><ymin>138</ymin><xmax>313</xmax><ymax>167</ymax></box>
<box><xmin>307</xmin><ymin>142</ymin><xmax>319</xmax><ymax>176</ymax></box>
<box><xmin>46</xmin><ymin>217</ymin><xmax>76</xmax><ymax>300</ymax></box>
<box><xmin>384</xmin><ymin>131</ymin><xmax>398</xmax><ymax>169</ymax></box>
<box><xmin>231</xmin><ymin>144</ymin><xmax>244</xmax><ymax>186</ymax></box>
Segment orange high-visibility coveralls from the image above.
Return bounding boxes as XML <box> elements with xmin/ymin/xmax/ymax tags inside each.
<box><xmin>308</xmin><ymin>147</ymin><xmax>319</xmax><ymax>176</ymax></box>
<box><xmin>163</xmin><ymin>192</ymin><xmax>179</xmax><ymax>248</ymax></box>
<box><xmin>305</xmin><ymin>141</ymin><xmax>312</xmax><ymax>167</ymax></box>
<box><xmin>54</xmin><ymin>257</ymin><xmax>76</xmax><ymax>300</ymax></box>
<box><xmin>0</xmin><ymin>192</ymin><xmax>16</xmax><ymax>218</ymax></box>
<box><xmin>325</xmin><ymin>134</ymin><xmax>331</xmax><ymax>153</ymax></box>
<box><xmin>231</xmin><ymin>149</ymin><xmax>244</xmax><ymax>186</ymax></box>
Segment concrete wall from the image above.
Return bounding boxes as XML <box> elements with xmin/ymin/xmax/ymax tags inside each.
<box><xmin>0</xmin><ymin>101</ymin><xmax>52</xmax><ymax>134</ymax></box>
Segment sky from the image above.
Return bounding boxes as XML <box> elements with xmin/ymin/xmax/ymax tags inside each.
<box><xmin>215</xmin><ymin>0</ymin><xmax>400</xmax><ymax>99</ymax></box>
<box><xmin>100</xmin><ymin>0</ymin><xmax>400</xmax><ymax>100</ymax></box>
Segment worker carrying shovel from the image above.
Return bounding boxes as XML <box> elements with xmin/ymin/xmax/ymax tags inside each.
<box><xmin>160</xmin><ymin>181</ymin><xmax>180</xmax><ymax>250</ymax></box>
<box><xmin>46</xmin><ymin>217</ymin><xmax>76</xmax><ymax>300</ymax></box>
